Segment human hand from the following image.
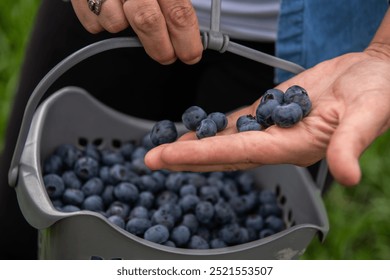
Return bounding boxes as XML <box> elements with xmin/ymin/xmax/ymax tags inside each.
<box><xmin>144</xmin><ymin>51</ymin><xmax>390</xmax><ymax>187</ymax></box>
<box><xmin>71</xmin><ymin>0</ymin><xmax>203</xmax><ymax>64</ymax></box>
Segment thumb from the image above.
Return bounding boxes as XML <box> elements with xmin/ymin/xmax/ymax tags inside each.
<box><xmin>326</xmin><ymin>106</ymin><xmax>382</xmax><ymax>186</ymax></box>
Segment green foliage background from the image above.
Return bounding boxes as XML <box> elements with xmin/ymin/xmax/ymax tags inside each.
<box><xmin>0</xmin><ymin>0</ymin><xmax>389</xmax><ymax>259</ymax></box>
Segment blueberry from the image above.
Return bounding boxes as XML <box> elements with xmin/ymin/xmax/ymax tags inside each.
<box><xmin>130</xmin><ymin>206</ymin><xmax>149</xmax><ymax>219</ymax></box>
<box><xmin>54</xmin><ymin>143</ymin><xmax>81</xmax><ymax>169</ymax></box>
<box><xmin>43</xmin><ymin>174</ymin><xmax>65</xmax><ymax>199</ymax></box>
<box><xmin>150</xmin><ymin>120</ymin><xmax>178</xmax><ymax>146</ymax></box>
<box><xmin>218</xmin><ymin>223</ymin><xmax>242</xmax><ymax>245</ymax></box>
<box><xmin>259</xmin><ymin>228</ymin><xmax>275</xmax><ymax>239</ymax></box>
<box><xmin>114</xmin><ymin>182</ymin><xmax>139</xmax><ymax>204</ymax></box>
<box><xmin>144</xmin><ymin>224</ymin><xmax>170</xmax><ymax>244</ymax></box>
<box><xmin>82</xmin><ymin>195</ymin><xmax>104</xmax><ymax>212</ymax></box>
<box><xmin>43</xmin><ymin>154</ymin><xmax>63</xmax><ymax>175</ymax></box>
<box><xmin>62</xmin><ymin>188</ymin><xmax>85</xmax><ymax>206</ymax></box>
<box><xmin>229</xmin><ymin>193</ymin><xmax>256</xmax><ymax>214</ymax></box>
<box><xmin>196</xmin><ymin>118</ymin><xmax>217</xmax><ymax>139</ymax></box>
<box><xmin>220</xmin><ymin>179</ymin><xmax>239</xmax><ymax>200</ymax></box>
<box><xmin>74</xmin><ymin>156</ymin><xmax>99</xmax><ymax>181</ymax></box>
<box><xmin>258</xmin><ymin>203</ymin><xmax>283</xmax><ymax>218</ymax></box>
<box><xmin>237</xmin><ymin>172</ymin><xmax>255</xmax><ymax>193</ymax></box>
<box><xmin>284</xmin><ymin>85</ymin><xmax>312</xmax><ymax>116</ymax></box>
<box><xmin>179</xmin><ymin>194</ymin><xmax>200</xmax><ymax>213</ymax></box>
<box><xmin>61</xmin><ymin>171</ymin><xmax>81</xmax><ymax>189</ymax></box>
<box><xmin>188</xmin><ymin>235</ymin><xmax>209</xmax><ymax>249</ymax></box>
<box><xmin>99</xmin><ymin>166</ymin><xmax>113</xmax><ymax>185</ymax></box>
<box><xmin>236</xmin><ymin>115</ymin><xmax>262</xmax><ymax>132</ymax></box>
<box><xmin>131</xmin><ymin>146</ymin><xmax>148</xmax><ymax>161</ymax></box>
<box><xmin>170</xmin><ymin>225</ymin><xmax>191</xmax><ymax>247</ymax></box>
<box><xmin>140</xmin><ymin>132</ymin><xmax>156</xmax><ymax>151</ymax></box>
<box><xmin>258</xmin><ymin>189</ymin><xmax>278</xmax><ymax>204</ymax></box>
<box><xmin>182</xmin><ymin>105</ymin><xmax>208</xmax><ymax>131</ymax></box>
<box><xmin>195</xmin><ymin>201</ymin><xmax>214</xmax><ymax>224</ymax></box>
<box><xmin>109</xmin><ymin>164</ymin><xmax>130</xmax><ymax>183</ymax></box>
<box><xmin>255</xmin><ymin>99</ymin><xmax>279</xmax><ymax>128</ymax></box>
<box><xmin>101</xmin><ymin>185</ymin><xmax>115</xmax><ymax>206</ymax></box>
<box><xmin>106</xmin><ymin>201</ymin><xmax>130</xmax><ymax>219</ymax></box>
<box><xmin>126</xmin><ymin>217</ymin><xmax>152</xmax><ymax>236</ymax></box>
<box><xmin>119</xmin><ymin>140</ymin><xmax>136</xmax><ymax>159</ymax></box>
<box><xmin>185</xmin><ymin>173</ymin><xmax>207</xmax><ymax>187</ymax></box>
<box><xmin>179</xmin><ymin>184</ymin><xmax>197</xmax><ymax>197</ymax></box>
<box><xmin>165</xmin><ymin>172</ymin><xmax>186</xmax><ymax>193</ymax></box>
<box><xmin>181</xmin><ymin>213</ymin><xmax>199</xmax><ymax>234</ymax></box>
<box><xmin>61</xmin><ymin>205</ymin><xmax>80</xmax><ymax>212</ymax></box>
<box><xmin>155</xmin><ymin>190</ymin><xmax>178</xmax><ymax>207</ymax></box>
<box><xmin>101</xmin><ymin>150</ymin><xmax>124</xmax><ymax>166</ymax></box>
<box><xmin>136</xmin><ymin>191</ymin><xmax>155</xmax><ymax>209</ymax></box>
<box><xmin>81</xmin><ymin>177</ymin><xmax>104</xmax><ymax>196</ymax></box>
<box><xmin>245</xmin><ymin>214</ymin><xmax>264</xmax><ymax>231</ymax></box>
<box><xmin>265</xmin><ymin>215</ymin><xmax>285</xmax><ymax>232</ymax></box>
<box><xmin>272</xmin><ymin>103</ymin><xmax>303</xmax><ymax>128</ymax></box>
<box><xmin>163</xmin><ymin>240</ymin><xmax>176</xmax><ymax>247</ymax></box>
<box><xmin>260</xmin><ymin>88</ymin><xmax>284</xmax><ymax>105</ymax></box>
<box><xmin>207</xmin><ymin>112</ymin><xmax>228</xmax><ymax>132</ymax></box>
<box><xmin>199</xmin><ymin>185</ymin><xmax>220</xmax><ymax>204</ymax></box>
<box><xmin>210</xmin><ymin>238</ymin><xmax>227</xmax><ymax>249</ymax></box>
<box><xmin>108</xmin><ymin>215</ymin><xmax>125</xmax><ymax>229</ymax></box>
<box><xmin>214</xmin><ymin>200</ymin><xmax>236</xmax><ymax>225</ymax></box>
<box><xmin>151</xmin><ymin>208</ymin><xmax>176</xmax><ymax>230</ymax></box>
<box><xmin>130</xmin><ymin>158</ymin><xmax>151</xmax><ymax>175</ymax></box>
<box><xmin>83</xmin><ymin>143</ymin><xmax>101</xmax><ymax>162</ymax></box>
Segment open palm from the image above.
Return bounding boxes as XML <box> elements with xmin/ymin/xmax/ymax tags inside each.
<box><xmin>145</xmin><ymin>51</ymin><xmax>390</xmax><ymax>186</ymax></box>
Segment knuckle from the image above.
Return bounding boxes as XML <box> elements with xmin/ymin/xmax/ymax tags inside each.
<box><xmin>84</xmin><ymin>23</ymin><xmax>104</xmax><ymax>34</ymax></box>
<box><xmin>132</xmin><ymin>8</ymin><xmax>163</xmax><ymax>31</ymax></box>
<box><xmin>166</xmin><ymin>4</ymin><xmax>197</xmax><ymax>28</ymax></box>
<box><xmin>104</xmin><ymin>19</ymin><xmax>128</xmax><ymax>33</ymax></box>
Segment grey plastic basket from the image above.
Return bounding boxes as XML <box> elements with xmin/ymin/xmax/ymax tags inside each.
<box><xmin>8</xmin><ymin>0</ymin><xmax>329</xmax><ymax>260</ymax></box>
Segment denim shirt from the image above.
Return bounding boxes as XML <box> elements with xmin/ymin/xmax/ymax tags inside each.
<box><xmin>275</xmin><ymin>0</ymin><xmax>389</xmax><ymax>83</ymax></box>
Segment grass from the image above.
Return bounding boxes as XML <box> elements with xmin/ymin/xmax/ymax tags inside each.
<box><xmin>1</xmin><ymin>0</ymin><xmax>390</xmax><ymax>260</ymax></box>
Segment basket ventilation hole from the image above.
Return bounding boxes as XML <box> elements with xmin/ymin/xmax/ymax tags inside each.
<box><xmin>93</xmin><ymin>138</ymin><xmax>104</xmax><ymax>147</ymax></box>
<box><xmin>279</xmin><ymin>195</ymin><xmax>286</xmax><ymax>205</ymax></box>
<box><xmin>275</xmin><ymin>184</ymin><xmax>281</xmax><ymax>197</ymax></box>
<box><xmin>78</xmin><ymin>137</ymin><xmax>88</xmax><ymax>147</ymax></box>
<box><xmin>111</xmin><ymin>139</ymin><xmax>122</xmax><ymax>149</ymax></box>
<box><xmin>287</xmin><ymin>209</ymin><xmax>293</xmax><ymax>223</ymax></box>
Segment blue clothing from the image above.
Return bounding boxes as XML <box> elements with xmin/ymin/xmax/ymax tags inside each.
<box><xmin>276</xmin><ymin>0</ymin><xmax>389</xmax><ymax>83</ymax></box>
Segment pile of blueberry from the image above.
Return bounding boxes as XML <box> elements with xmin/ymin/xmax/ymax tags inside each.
<box><xmin>150</xmin><ymin>85</ymin><xmax>311</xmax><ymax>145</ymax></box>
<box><xmin>42</xmin><ymin>134</ymin><xmax>285</xmax><ymax>249</ymax></box>
<box><xmin>237</xmin><ymin>85</ymin><xmax>312</xmax><ymax>132</ymax></box>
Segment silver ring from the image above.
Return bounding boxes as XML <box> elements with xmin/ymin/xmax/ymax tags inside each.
<box><xmin>87</xmin><ymin>0</ymin><xmax>106</xmax><ymax>16</ymax></box>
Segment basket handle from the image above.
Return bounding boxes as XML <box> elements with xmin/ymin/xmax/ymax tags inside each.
<box><xmin>8</xmin><ymin>0</ymin><xmax>308</xmax><ymax>188</ymax></box>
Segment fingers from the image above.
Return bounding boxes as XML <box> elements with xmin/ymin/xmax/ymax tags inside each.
<box><xmin>123</xmin><ymin>0</ymin><xmax>202</xmax><ymax>64</ymax></box>
<box><xmin>71</xmin><ymin>0</ymin><xmax>129</xmax><ymax>34</ymax></box>
<box><xmin>144</xmin><ymin>123</ymin><xmax>324</xmax><ymax>172</ymax></box>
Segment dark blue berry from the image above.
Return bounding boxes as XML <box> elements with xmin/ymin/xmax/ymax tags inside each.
<box><xmin>284</xmin><ymin>85</ymin><xmax>312</xmax><ymax>117</ymax></box>
<box><xmin>245</xmin><ymin>214</ymin><xmax>264</xmax><ymax>231</ymax></box>
<box><xmin>188</xmin><ymin>235</ymin><xmax>209</xmax><ymax>249</ymax></box>
<box><xmin>196</xmin><ymin>118</ymin><xmax>217</xmax><ymax>139</ymax></box>
<box><xmin>265</xmin><ymin>215</ymin><xmax>285</xmax><ymax>232</ymax></box>
<box><xmin>74</xmin><ymin>156</ymin><xmax>99</xmax><ymax>181</ymax></box>
<box><xmin>62</xmin><ymin>188</ymin><xmax>85</xmax><ymax>206</ymax></box>
<box><xmin>114</xmin><ymin>182</ymin><xmax>139</xmax><ymax>203</ymax></box>
<box><xmin>236</xmin><ymin>115</ymin><xmax>262</xmax><ymax>132</ymax></box>
<box><xmin>179</xmin><ymin>194</ymin><xmax>200</xmax><ymax>213</ymax></box>
<box><xmin>55</xmin><ymin>144</ymin><xmax>81</xmax><ymax>169</ymax></box>
<box><xmin>256</xmin><ymin>99</ymin><xmax>279</xmax><ymax>128</ymax></box>
<box><xmin>106</xmin><ymin>201</ymin><xmax>130</xmax><ymax>219</ymax></box>
<box><xmin>136</xmin><ymin>191</ymin><xmax>155</xmax><ymax>209</ymax></box>
<box><xmin>83</xmin><ymin>143</ymin><xmax>101</xmax><ymax>162</ymax></box>
<box><xmin>181</xmin><ymin>213</ymin><xmax>199</xmax><ymax>234</ymax></box>
<box><xmin>61</xmin><ymin>171</ymin><xmax>81</xmax><ymax>189</ymax></box>
<box><xmin>170</xmin><ymin>225</ymin><xmax>191</xmax><ymax>247</ymax></box>
<box><xmin>272</xmin><ymin>103</ymin><xmax>303</xmax><ymax>128</ymax></box>
<box><xmin>150</xmin><ymin>120</ymin><xmax>178</xmax><ymax>146</ymax></box>
<box><xmin>130</xmin><ymin>206</ymin><xmax>149</xmax><ymax>219</ymax></box>
<box><xmin>182</xmin><ymin>105</ymin><xmax>207</xmax><ymax>131</ymax></box>
<box><xmin>210</xmin><ymin>238</ymin><xmax>227</xmax><ymax>249</ymax></box>
<box><xmin>61</xmin><ymin>205</ymin><xmax>80</xmax><ymax>212</ymax></box>
<box><xmin>43</xmin><ymin>154</ymin><xmax>63</xmax><ymax>175</ymax></box>
<box><xmin>259</xmin><ymin>228</ymin><xmax>275</xmax><ymax>239</ymax></box>
<box><xmin>195</xmin><ymin>201</ymin><xmax>214</xmax><ymax>224</ymax></box>
<box><xmin>120</xmin><ymin>140</ymin><xmax>136</xmax><ymax>159</ymax></box>
<box><xmin>126</xmin><ymin>218</ymin><xmax>152</xmax><ymax>236</ymax></box>
<box><xmin>258</xmin><ymin>189</ymin><xmax>278</xmax><ymax>204</ymax></box>
<box><xmin>43</xmin><ymin>174</ymin><xmax>65</xmax><ymax>199</ymax></box>
<box><xmin>144</xmin><ymin>224</ymin><xmax>170</xmax><ymax>244</ymax></box>
<box><xmin>82</xmin><ymin>195</ymin><xmax>104</xmax><ymax>212</ymax></box>
<box><xmin>81</xmin><ymin>177</ymin><xmax>104</xmax><ymax>196</ymax></box>
<box><xmin>179</xmin><ymin>184</ymin><xmax>197</xmax><ymax>197</ymax></box>
<box><xmin>101</xmin><ymin>150</ymin><xmax>124</xmax><ymax>166</ymax></box>
<box><xmin>108</xmin><ymin>215</ymin><xmax>125</xmax><ymax>229</ymax></box>
<box><xmin>260</xmin><ymin>88</ymin><xmax>284</xmax><ymax>105</ymax></box>
<box><xmin>207</xmin><ymin>112</ymin><xmax>228</xmax><ymax>132</ymax></box>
